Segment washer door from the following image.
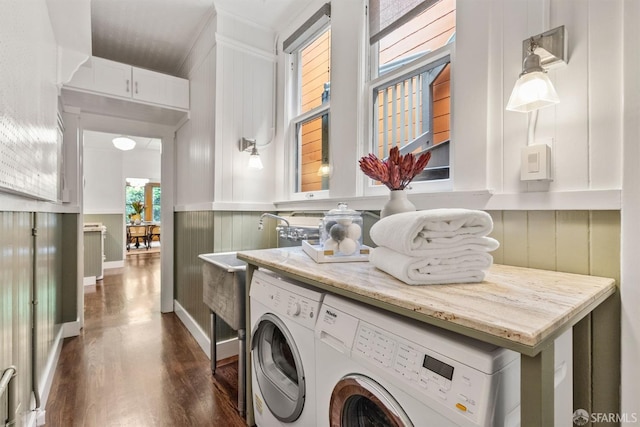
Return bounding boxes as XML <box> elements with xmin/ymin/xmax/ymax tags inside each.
<box><xmin>251</xmin><ymin>313</ymin><xmax>306</xmax><ymax>422</ymax></box>
<box><xmin>329</xmin><ymin>374</ymin><xmax>413</xmax><ymax>427</ymax></box>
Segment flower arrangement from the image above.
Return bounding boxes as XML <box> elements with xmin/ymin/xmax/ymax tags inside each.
<box><xmin>359</xmin><ymin>146</ymin><xmax>432</xmax><ymax>191</ymax></box>
<box><xmin>131</xmin><ymin>201</ymin><xmax>144</xmax><ymax>215</ymax></box>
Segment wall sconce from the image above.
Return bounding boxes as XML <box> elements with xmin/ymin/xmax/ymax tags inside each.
<box><xmin>239</xmin><ymin>137</ymin><xmax>263</xmax><ymax>170</ymax></box>
<box><xmin>506</xmin><ymin>26</ymin><xmax>567</xmax><ymax>132</ymax></box>
<box><xmin>112</xmin><ymin>136</ymin><xmax>136</xmax><ymax>151</ymax></box>
<box><xmin>507</xmin><ymin>26</ymin><xmax>567</xmax><ymax>181</ymax></box>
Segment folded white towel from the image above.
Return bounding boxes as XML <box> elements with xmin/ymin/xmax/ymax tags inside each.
<box><xmin>370</xmin><ymin>246</ymin><xmax>491</xmax><ymax>285</ymax></box>
<box><xmin>370</xmin><ymin>209</ymin><xmax>498</xmax><ymax>256</ymax></box>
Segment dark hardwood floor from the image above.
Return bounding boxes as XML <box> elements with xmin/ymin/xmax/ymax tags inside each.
<box><xmin>45</xmin><ymin>252</ymin><xmax>247</xmax><ymax>427</ymax></box>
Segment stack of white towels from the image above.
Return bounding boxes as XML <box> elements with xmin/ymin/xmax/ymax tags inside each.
<box><xmin>369</xmin><ymin>209</ymin><xmax>499</xmax><ymax>285</ymax></box>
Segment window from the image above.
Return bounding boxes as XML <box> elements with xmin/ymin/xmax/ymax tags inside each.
<box><xmin>125</xmin><ymin>181</ymin><xmax>160</xmax><ymax>222</ymax></box>
<box><xmin>285</xmin><ymin>4</ymin><xmax>331</xmax><ymax>194</ymax></box>
<box><xmin>368</xmin><ymin>0</ymin><xmax>455</xmax><ymax>188</ymax></box>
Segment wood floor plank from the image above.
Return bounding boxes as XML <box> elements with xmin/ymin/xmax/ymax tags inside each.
<box><xmin>45</xmin><ymin>252</ymin><xmax>246</xmax><ymax>427</ymax></box>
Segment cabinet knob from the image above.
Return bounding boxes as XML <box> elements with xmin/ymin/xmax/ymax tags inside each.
<box><xmin>135</xmin><ymin>81</ymin><xmax>138</xmax><ymax>94</ymax></box>
<box><xmin>126</xmin><ymin>79</ymin><xmax>130</xmax><ymax>93</ymax></box>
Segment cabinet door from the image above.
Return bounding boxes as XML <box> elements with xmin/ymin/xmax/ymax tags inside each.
<box><xmin>132</xmin><ymin>67</ymin><xmax>169</xmax><ymax>106</ymax></box>
<box><xmin>133</xmin><ymin>67</ymin><xmax>189</xmax><ymax>109</ymax></box>
<box><xmin>92</xmin><ymin>57</ymin><xmax>132</xmax><ymax>98</ymax></box>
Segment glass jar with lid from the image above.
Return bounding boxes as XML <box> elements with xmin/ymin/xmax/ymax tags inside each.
<box><xmin>320</xmin><ymin>203</ymin><xmax>363</xmax><ymax>256</ymax></box>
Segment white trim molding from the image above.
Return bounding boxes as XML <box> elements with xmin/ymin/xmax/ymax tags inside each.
<box><xmin>215</xmin><ymin>32</ymin><xmax>276</xmax><ymax>62</ymax></box>
<box><xmin>62</xmin><ymin>320</ymin><xmax>82</xmax><ymax>338</ymax></box>
<box><xmin>174</xmin><ymin>300</ymin><xmax>239</xmax><ymax>361</ymax></box>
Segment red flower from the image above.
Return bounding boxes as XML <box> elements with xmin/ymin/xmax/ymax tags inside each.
<box><xmin>358</xmin><ymin>146</ymin><xmax>431</xmax><ymax>190</ymax></box>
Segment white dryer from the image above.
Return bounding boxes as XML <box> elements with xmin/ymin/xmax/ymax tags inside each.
<box><xmin>250</xmin><ymin>269</ymin><xmax>323</xmax><ymax>427</ymax></box>
<box><xmin>315</xmin><ymin>294</ymin><xmax>572</xmax><ymax>427</ymax></box>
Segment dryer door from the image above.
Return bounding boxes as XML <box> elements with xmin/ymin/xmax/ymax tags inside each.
<box><xmin>251</xmin><ymin>313</ymin><xmax>306</xmax><ymax>422</ymax></box>
<box><xmin>329</xmin><ymin>374</ymin><xmax>413</xmax><ymax>427</ymax></box>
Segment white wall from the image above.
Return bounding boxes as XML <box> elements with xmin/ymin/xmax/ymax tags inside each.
<box><xmin>175</xmin><ymin>12</ymin><xmax>277</xmax><ymax>208</ymax></box>
<box><xmin>83</xmin><ymin>145</ymin><xmax>160</xmax><ymax>214</ymax></box>
<box><xmin>83</xmin><ymin>147</ymin><xmax>124</xmax><ymax>214</ymax></box>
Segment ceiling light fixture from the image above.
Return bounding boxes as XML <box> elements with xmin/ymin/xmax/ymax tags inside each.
<box><xmin>112</xmin><ymin>136</ymin><xmax>136</xmax><ymax>151</ymax></box>
<box><xmin>126</xmin><ymin>177</ymin><xmax>149</xmax><ymax>188</ymax></box>
<box><xmin>239</xmin><ymin>137</ymin><xmax>263</xmax><ymax>170</ymax></box>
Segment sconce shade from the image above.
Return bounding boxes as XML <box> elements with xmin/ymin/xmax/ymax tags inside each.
<box><xmin>317</xmin><ymin>163</ymin><xmax>332</xmax><ymax>177</ymax></box>
<box><xmin>248</xmin><ymin>146</ymin><xmax>263</xmax><ymax>170</ymax></box>
<box><xmin>506</xmin><ymin>70</ymin><xmax>559</xmax><ymax>113</ymax></box>
<box><xmin>112</xmin><ymin>136</ymin><xmax>136</xmax><ymax>151</ymax></box>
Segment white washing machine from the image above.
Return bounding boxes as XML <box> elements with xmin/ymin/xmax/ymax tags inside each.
<box><xmin>250</xmin><ymin>269</ymin><xmax>323</xmax><ymax>427</ymax></box>
<box><xmin>315</xmin><ymin>294</ymin><xmax>572</xmax><ymax>427</ymax></box>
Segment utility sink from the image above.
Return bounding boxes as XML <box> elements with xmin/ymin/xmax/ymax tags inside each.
<box><xmin>199</xmin><ymin>252</ymin><xmax>246</xmax><ymax>330</ymax></box>
<box><xmin>199</xmin><ymin>251</ymin><xmax>248</xmax><ymax>416</ymax></box>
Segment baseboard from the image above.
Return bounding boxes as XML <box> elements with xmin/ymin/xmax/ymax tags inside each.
<box><xmin>104</xmin><ymin>260</ymin><xmax>124</xmax><ymax>269</ymax></box>
<box><xmin>174</xmin><ymin>300</ymin><xmax>239</xmax><ymax>361</ymax></box>
<box><xmin>62</xmin><ymin>320</ymin><xmax>81</xmax><ymax>338</ymax></box>
<box><xmin>34</xmin><ymin>326</ymin><xmax>64</xmax><ymax>426</ymax></box>
<box><xmin>83</xmin><ymin>276</ymin><xmax>96</xmax><ymax>286</ymax></box>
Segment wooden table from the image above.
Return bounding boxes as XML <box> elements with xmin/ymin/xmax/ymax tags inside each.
<box><xmin>237</xmin><ymin>247</ymin><xmax>616</xmax><ymax>427</ymax></box>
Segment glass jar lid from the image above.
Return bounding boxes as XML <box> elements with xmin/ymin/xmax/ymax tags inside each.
<box><xmin>327</xmin><ymin>202</ymin><xmax>360</xmax><ymax>217</ymax></box>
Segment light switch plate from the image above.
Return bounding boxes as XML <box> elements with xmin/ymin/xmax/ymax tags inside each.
<box><xmin>521</xmin><ymin>144</ymin><xmax>552</xmax><ymax>181</ymax></box>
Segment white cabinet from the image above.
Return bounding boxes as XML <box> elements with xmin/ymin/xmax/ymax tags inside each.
<box><xmin>132</xmin><ymin>67</ymin><xmax>189</xmax><ymax>109</ymax></box>
<box><xmin>66</xmin><ymin>57</ymin><xmax>189</xmax><ymax>110</ymax></box>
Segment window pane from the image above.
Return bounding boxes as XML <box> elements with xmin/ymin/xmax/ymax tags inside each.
<box><xmin>297</xmin><ymin>113</ymin><xmax>329</xmax><ymax>192</ymax></box>
<box><xmin>377</xmin><ymin>0</ymin><xmax>455</xmax><ymax>74</ymax></box>
<box><xmin>300</xmin><ymin>28</ymin><xmax>331</xmax><ymax>114</ymax></box>
<box><xmin>152</xmin><ymin>186</ymin><xmax>161</xmax><ymax>222</ymax></box>
<box><xmin>125</xmin><ymin>185</ymin><xmax>144</xmax><ymax>219</ymax></box>
<box><xmin>373</xmin><ymin>59</ymin><xmax>450</xmax><ymax>183</ymax></box>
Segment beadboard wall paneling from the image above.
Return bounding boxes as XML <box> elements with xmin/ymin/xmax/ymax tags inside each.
<box><xmin>490</xmin><ymin>0</ymin><xmax>623</xmax><ymax>194</ymax></box>
<box><xmin>175</xmin><ymin>46</ymin><xmax>215</xmax><ymax>206</ymax></box>
<box><xmin>174</xmin><ymin>212</ymin><xmax>221</xmax><ymax>339</ymax></box>
<box><xmin>0</xmin><ymin>212</ymin><xmax>64</xmax><ymax>427</ymax></box>
<box><xmin>61</xmin><ymin>214</ymin><xmax>80</xmax><ymax>324</ymax></box>
<box><xmin>175</xmin><ymin>211</ymin><xmax>277</xmax><ymax>342</ymax></box>
<box><xmin>487</xmin><ymin>210</ymin><xmax>621</xmax><ymax>424</ymax></box>
<box><xmin>215</xmin><ymin>41</ymin><xmax>276</xmax><ymax>204</ymax></box>
<box><xmin>35</xmin><ymin>213</ymin><xmax>63</xmax><ymax>397</ymax></box>
<box><xmin>84</xmin><ymin>213</ymin><xmax>124</xmax><ymax>262</ymax></box>
<box><xmin>177</xmin><ymin>12</ymin><xmax>216</xmax><ymax>79</ymax></box>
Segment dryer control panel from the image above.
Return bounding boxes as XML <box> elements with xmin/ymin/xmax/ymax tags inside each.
<box><xmin>250</xmin><ymin>269</ymin><xmax>323</xmax><ymax>329</ymax></box>
<box><xmin>351</xmin><ymin>321</ymin><xmax>514</xmax><ymax>426</ymax></box>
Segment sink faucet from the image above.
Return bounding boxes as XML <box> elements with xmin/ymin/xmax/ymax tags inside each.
<box><xmin>258</xmin><ymin>213</ymin><xmax>290</xmax><ymax>230</ymax></box>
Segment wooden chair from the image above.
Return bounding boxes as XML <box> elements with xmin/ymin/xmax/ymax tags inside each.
<box><xmin>148</xmin><ymin>225</ymin><xmax>160</xmax><ymax>246</ymax></box>
<box><xmin>127</xmin><ymin>225</ymin><xmax>148</xmax><ymax>250</ymax></box>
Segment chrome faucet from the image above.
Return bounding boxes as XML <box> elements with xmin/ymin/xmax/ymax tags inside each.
<box><xmin>258</xmin><ymin>213</ymin><xmax>290</xmax><ymax>230</ymax></box>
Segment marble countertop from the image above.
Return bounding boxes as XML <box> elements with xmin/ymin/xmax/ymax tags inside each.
<box><xmin>237</xmin><ymin>247</ymin><xmax>616</xmax><ymax>355</ymax></box>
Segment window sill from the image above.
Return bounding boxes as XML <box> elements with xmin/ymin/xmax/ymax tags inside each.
<box><xmin>274</xmin><ymin>189</ymin><xmax>622</xmax><ymax>212</ymax></box>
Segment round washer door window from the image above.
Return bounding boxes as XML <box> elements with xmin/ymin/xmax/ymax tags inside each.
<box><xmin>251</xmin><ymin>313</ymin><xmax>306</xmax><ymax>422</ymax></box>
<box><xmin>329</xmin><ymin>374</ymin><xmax>413</xmax><ymax>427</ymax></box>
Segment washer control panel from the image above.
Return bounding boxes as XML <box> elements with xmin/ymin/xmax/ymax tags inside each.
<box><xmin>352</xmin><ymin>322</ymin><xmax>493</xmax><ymax>424</ymax></box>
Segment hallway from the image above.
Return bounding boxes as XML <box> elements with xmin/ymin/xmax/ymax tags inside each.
<box><xmin>45</xmin><ymin>253</ymin><xmax>246</xmax><ymax>427</ymax></box>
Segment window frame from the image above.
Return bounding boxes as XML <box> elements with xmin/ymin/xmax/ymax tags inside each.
<box><xmin>363</xmin><ymin>4</ymin><xmax>455</xmax><ymax>197</ymax></box>
<box><xmin>285</xmin><ymin>20</ymin><xmax>332</xmax><ymax>200</ymax></box>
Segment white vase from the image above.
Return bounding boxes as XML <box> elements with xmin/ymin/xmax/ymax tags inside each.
<box><xmin>380</xmin><ymin>190</ymin><xmax>416</xmax><ymax>218</ymax></box>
